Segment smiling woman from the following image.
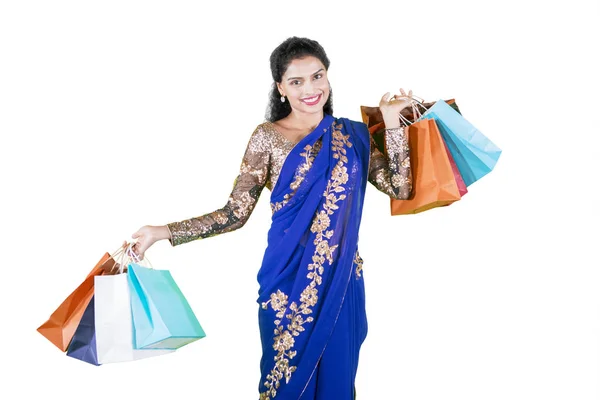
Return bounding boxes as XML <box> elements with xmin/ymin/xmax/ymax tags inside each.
<box><xmin>130</xmin><ymin>36</ymin><xmax>416</xmax><ymax>399</ymax></box>
<box><xmin>270</xmin><ymin>57</ymin><xmax>331</xmax><ymax>143</ymax></box>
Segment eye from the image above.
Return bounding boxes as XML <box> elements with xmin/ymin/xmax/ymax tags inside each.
<box><xmin>314</xmin><ymin>74</ymin><xmax>322</xmax><ymax>79</ymax></box>
<box><xmin>291</xmin><ymin>80</ymin><xmax>301</xmax><ymax>85</ymax></box>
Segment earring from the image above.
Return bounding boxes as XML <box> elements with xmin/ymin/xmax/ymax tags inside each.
<box><xmin>280</xmin><ymin>94</ymin><xmax>285</xmax><ymax>103</ymax></box>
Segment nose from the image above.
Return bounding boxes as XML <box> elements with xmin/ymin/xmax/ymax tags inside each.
<box><xmin>303</xmin><ymin>80</ymin><xmax>316</xmax><ymax>96</ymax></box>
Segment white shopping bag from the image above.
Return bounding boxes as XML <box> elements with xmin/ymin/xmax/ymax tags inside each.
<box><xmin>94</xmin><ymin>272</ymin><xmax>175</xmax><ymax>363</ymax></box>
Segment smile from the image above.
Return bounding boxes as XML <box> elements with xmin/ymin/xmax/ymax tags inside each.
<box><xmin>301</xmin><ymin>94</ymin><xmax>322</xmax><ymax>106</ymax></box>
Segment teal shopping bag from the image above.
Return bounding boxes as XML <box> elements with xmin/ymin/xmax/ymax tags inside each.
<box><xmin>419</xmin><ymin>100</ymin><xmax>502</xmax><ymax>186</ymax></box>
<box><xmin>127</xmin><ymin>263</ymin><xmax>206</xmax><ymax>350</ymax></box>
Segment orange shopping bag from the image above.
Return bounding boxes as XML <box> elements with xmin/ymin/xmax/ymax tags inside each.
<box><xmin>37</xmin><ymin>252</ymin><xmax>117</xmax><ymax>351</ymax></box>
<box><xmin>390</xmin><ymin>118</ymin><xmax>462</xmax><ymax>214</ymax></box>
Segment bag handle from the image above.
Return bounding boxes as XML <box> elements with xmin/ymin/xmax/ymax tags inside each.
<box><xmin>123</xmin><ymin>241</ymin><xmax>155</xmax><ymax>270</ymax></box>
<box><xmin>397</xmin><ymin>95</ymin><xmax>427</xmax><ymax>127</ymax></box>
<box><xmin>109</xmin><ymin>241</ymin><xmax>155</xmax><ymax>274</ymax></box>
<box><xmin>398</xmin><ymin>101</ymin><xmax>422</xmax><ymax>127</ymax></box>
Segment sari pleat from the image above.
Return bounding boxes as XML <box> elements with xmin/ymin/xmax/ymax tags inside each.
<box><xmin>257</xmin><ymin>114</ymin><xmax>370</xmax><ymax>399</ymax></box>
<box><xmin>299</xmin><ymin>273</ymin><xmax>368</xmax><ymax>399</ymax></box>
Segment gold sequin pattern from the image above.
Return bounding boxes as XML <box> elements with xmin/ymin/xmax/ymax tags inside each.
<box><xmin>166</xmin><ymin>123</ymin><xmax>292</xmax><ymax>246</ymax></box>
<box><xmin>263</xmin><ymin>122</ymin><xmax>297</xmax><ymax>192</ymax></box>
<box><xmin>368</xmin><ymin>126</ymin><xmax>413</xmax><ymax>200</ymax></box>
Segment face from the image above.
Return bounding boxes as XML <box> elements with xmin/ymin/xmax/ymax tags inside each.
<box><xmin>277</xmin><ymin>56</ymin><xmax>329</xmax><ymax>116</ymax></box>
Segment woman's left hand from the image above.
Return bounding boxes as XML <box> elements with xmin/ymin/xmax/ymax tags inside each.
<box><xmin>379</xmin><ymin>88</ymin><xmax>414</xmax><ymax>117</ymax></box>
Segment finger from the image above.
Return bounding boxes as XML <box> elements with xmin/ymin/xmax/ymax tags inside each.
<box><xmin>136</xmin><ymin>242</ymin><xmax>149</xmax><ymax>257</ymax></box>
<box><xmin>400</xmin><ymin>88</ymin><xmax>406</xmax><ymax>96</ymax></box>
<box><xmin>132</xmin><ymin>231</ymin><xmax>140</xmax><ymax>239</ymax></box>
<box><xmin>381</xmin><ymin>92</ymin><xmax>391</xmax><ymax>102</ymax></box>
<box><xmin>133</xmin><ymin>242</ymin><xmax>144</xmax><ymax>256</ymax></box>
<box><xmin>130</xmin><ymin>245</ymin><xmax>144</xmax><ymax>262</ymax></box>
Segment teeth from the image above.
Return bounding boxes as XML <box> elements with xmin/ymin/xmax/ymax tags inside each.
<box><xmin>303</xmin><ymin>95</ymin><xmax>320</xmax><ymax>102</ymax></box>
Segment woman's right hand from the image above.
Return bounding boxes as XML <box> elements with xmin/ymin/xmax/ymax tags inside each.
<box><xmin>130</xmin><ymin>225</ymin><xmax>171</xmax><ymax>260</ymax></box>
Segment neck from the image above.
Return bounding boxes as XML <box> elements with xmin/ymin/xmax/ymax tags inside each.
<box><xmin>288</xmin><ymin>109</ymin><xmax>325</xmax><ymax>131</ymax></box>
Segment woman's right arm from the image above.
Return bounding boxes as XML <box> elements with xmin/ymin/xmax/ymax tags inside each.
<box><xmin>164</xmin><ymin>125</ymin><xmax>271</xmax><ymax>246</ymax></box>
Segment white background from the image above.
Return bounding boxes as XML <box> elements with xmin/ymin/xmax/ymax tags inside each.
<box><xmin>1</xmin><ymin>0</ymin><xmax>598</xmax><ymax>399</ymax></box>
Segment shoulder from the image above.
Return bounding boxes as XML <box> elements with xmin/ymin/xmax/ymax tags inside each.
<box><xmin>335</xmin><ymin>116</ymin><xmax>367</xmax><ymax>129</ymax></box>
<box><xmin>335</xmin><ymin>117</ymin><xmax>369</xmax><ymax>138</ymax></box>
<box><xmin>254</xmin><ymin>121</ymin><xmax>283</xmax><ymax>142</ymax></box>
<box><xmin>242</xmin><ymin>121</ymin><xmax>277</xmax><ymax>153</ymax></box>
<box><xmin>334</xmin><ymin>117</ymin><xmax>371</xmax><ymax>156</ymax></box>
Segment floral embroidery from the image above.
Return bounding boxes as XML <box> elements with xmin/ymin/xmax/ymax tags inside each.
<box><xmin>259</xmin><ymin>122</ymin><xmax>351</xmax><ymax>399</ymax></box>
<box><xmin>354</xmin><ymin>250</ymin><xmax>364</xmax><ymax>279</ymax></box>
<box><xmin>270</xmin><ymin>140</ymin><xmax>323</xmax><ymax>214</ymax></box>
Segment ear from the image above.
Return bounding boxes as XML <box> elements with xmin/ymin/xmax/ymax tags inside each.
<box><xmin>276</xmin><ymin>82</ymin><xmax>283</xmax><ymax>95</ymax></box>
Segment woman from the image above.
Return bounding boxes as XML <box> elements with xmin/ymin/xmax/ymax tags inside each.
<box><xmin>130</xmin><ymin>36</ymin><xmax>414</xmax><ymax>399</ymax></box>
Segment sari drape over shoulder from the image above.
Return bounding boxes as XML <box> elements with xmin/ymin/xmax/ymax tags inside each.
<box><xmin>166</xmin><ymin>113</ymin><xmax>412</xmax><ymax>399</ymax></box>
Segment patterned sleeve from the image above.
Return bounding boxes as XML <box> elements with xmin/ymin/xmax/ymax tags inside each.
<box><xmin>367</xmin><ymin>126</ymin><xmax>413</xmax><ymax>200</ymax></box>
<box><xmin>166</xmin><ymin>126</ymin><xmax>270</xmax><ymax>246</ymax></box>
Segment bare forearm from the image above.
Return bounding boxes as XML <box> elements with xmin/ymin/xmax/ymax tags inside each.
<box><xmin>382</xmin><ymin>111</ymin><xmax>402</xmax><ymax>129</ymax></box>
<box><xmin>157</xmin><ymin>225</ymin><xmax>172</xmax><ymax>241</ymax></box>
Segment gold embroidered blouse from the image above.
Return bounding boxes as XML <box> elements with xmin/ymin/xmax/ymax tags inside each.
<box><xmin>166</xmin><ymin>120</ymin><xmax>412</xmax><ymax>246</ymax></box>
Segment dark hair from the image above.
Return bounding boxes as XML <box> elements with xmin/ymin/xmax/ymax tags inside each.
<box><xmin>265</xmin><ymin>37</ymin><xmax>334</xmax><ymax>122</ymax></box>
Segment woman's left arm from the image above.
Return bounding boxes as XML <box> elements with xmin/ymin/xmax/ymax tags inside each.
<box><xmin>367</xmin><ymin>124</ymin><xmax>412</xmax><ymax>200</ymax></box>
<box><xmin>367</xmin><ymin>88</ymin><xmax>415</xmax><ymax>200</ymax></box>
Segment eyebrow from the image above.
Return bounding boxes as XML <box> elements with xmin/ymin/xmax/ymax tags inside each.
<box><xmin>287</xmin><ymin>68</ymin><xmax>324</xmax><ymax>81</ymax></box>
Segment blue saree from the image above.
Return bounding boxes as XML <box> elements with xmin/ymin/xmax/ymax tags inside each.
<box><xmin>257</xmin><ymin>113</ymin><xmax>370</xmax><ymax>399</ymax></box>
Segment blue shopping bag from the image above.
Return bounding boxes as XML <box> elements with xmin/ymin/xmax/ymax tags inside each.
<box><xmin>127</xmin><ymin>263</ymin><xmax>206</xmax><ymax>350</ymax></box>
<box><xmin>66</xmin><ymin>295</ymin><xmax>100</xmax><ymax>366</ymax></box>
<box><xmin>419</xmin><ymin>99</ymin><xmax>502</xmax><ymax>186</ymax></box>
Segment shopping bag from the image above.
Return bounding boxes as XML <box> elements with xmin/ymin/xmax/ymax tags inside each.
<box><xmin>95</xmin><ymin>271</ymin><xmax>175</xmax><ymax>363</ymax></box>
<box><xmin>128</xmin><ymin>263</ymin><xmax>206</xmax><ymax>350</ymax></box>
<box><xmin>389</xmin><ymin>118</ymin><xmax>462</xmax><ymax>214</ymax></box>
<box><xmin>442</xmin><ymin>137</ymin><xmax>468</xmax><ymax>197</ymax></box>
<box><xmin>66</xmin><ymin>296</ymin><xmax>100</xmax><ymax>366</ymax></box>
<box><xmin>411</xmin><ymin>100</ymin><xmax>467</xmax><ymax>199</ymax></box>
<box><xmin>37</xmin><ymin>253</ymin><xmax>117</xmax><ymax>351</ymax></box>
<box><xmin>419</xmin><ymin>99</ymin><xmax>502</xmax><ymax>186</ymax></box>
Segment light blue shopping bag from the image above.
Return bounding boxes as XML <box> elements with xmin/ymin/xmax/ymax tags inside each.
<box><xmin>127</xmin><ymin>263</ymin><xmax>206</xmax><ymax>350</ymax></box>
<box><xmin>418</xmin><ymin>100</ymin><xmax>502</xmax><ymax>186</ymax></box>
